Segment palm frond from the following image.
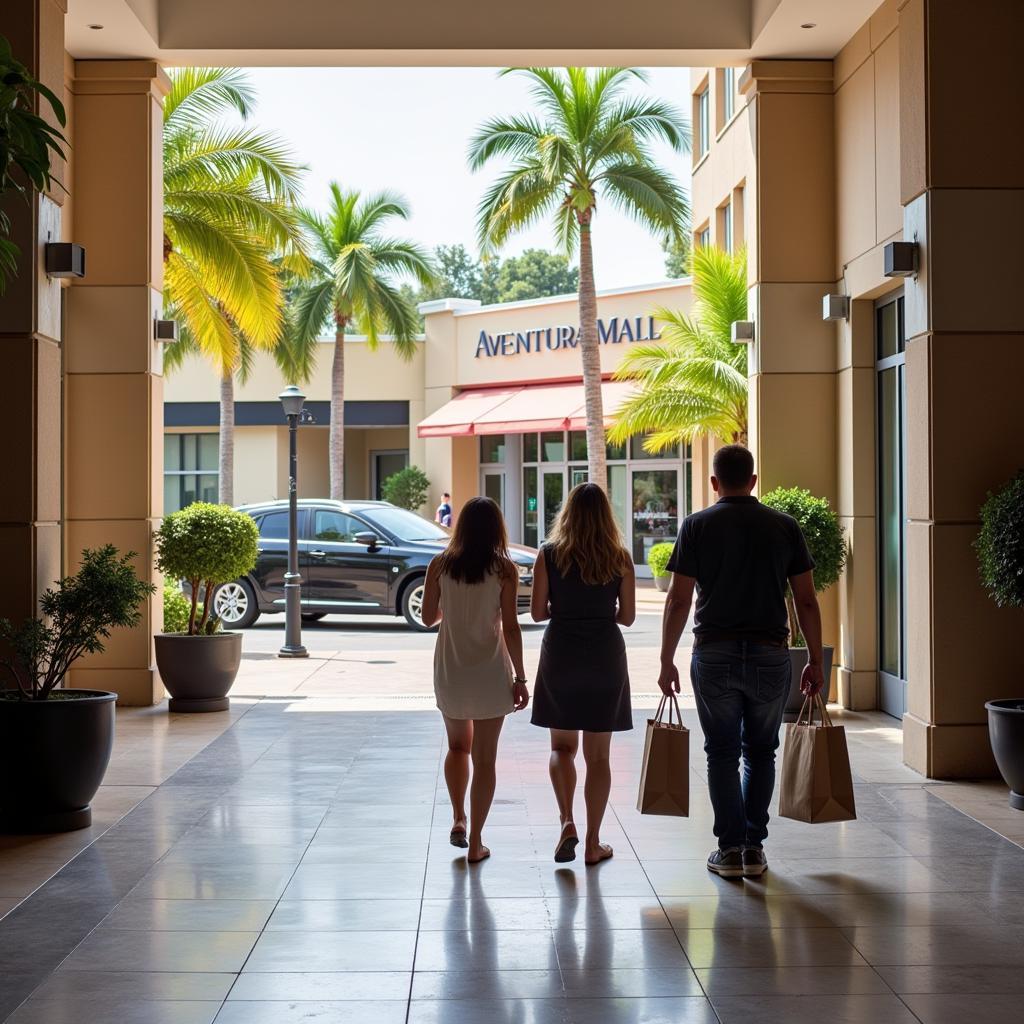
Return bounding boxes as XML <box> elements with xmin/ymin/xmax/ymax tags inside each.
<box><xmin>602</xmin><ymin>98</ymin><xmax>691</xmax><ymax>153</ymax></box>
<box><xmin>598</xmin><ymin>160</ymin><xmax>690</xmax><ymax>240</ymax></box>
<box><xmin>467</xmin><ymin>115</ymin><xmax>547</xmax><ymax>171</ymax></box>
<box><xmin>476</xmin><ymin>164</ymin><xmax>562</xmax><ymax>252</ymax></box>
<box><xmin>369</xmin><ymin>238</ymin><xmax>437</xmax><ymax>288</ymax></box>
<box><xmin>164</xmin><ymin>68</ymin><xmax>255</xmax><ymax>128</ymax></box>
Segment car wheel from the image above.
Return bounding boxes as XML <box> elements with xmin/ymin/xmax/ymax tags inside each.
<box><xmin>302</xmin><ymin>612</ymin><xmax>327</xmax><ymax>622</ymax></box>
<box><xmin>401</xmin><ymin>577</ymin><xmax>436</xmax><ymax>632</ymax></box>
<box><xmin>213</xmin><ymin>579</ymin><xmax>260</xmax><ymax>629</ymax></box>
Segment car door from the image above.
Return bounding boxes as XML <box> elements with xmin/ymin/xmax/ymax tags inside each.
<box><xmin>249</xmin><ymin>509</ymin><xmax>311</xmax><ymax>609</ymax></box>
<box><xmin>305</xmin><ymin>508</ymin><xmax>391</xmax><ymax>610</ymax></box>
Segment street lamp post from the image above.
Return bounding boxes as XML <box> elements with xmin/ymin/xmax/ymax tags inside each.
<box><xmin>278</xmin><ymin>385</ymin><xmax>308</xmax><ymax>659</ymax></box>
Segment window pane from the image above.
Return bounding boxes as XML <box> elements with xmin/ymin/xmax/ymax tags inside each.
<box><xmin>314</xmin><ymin>510</ymin><xmax>361</xmax><ymax>542</ymax></box>
<box><xmin>163</xmin><ymin>475</ymin><xmax>180</xmax><ymax>514</ymax></box>
<box><xmin>198</xmin><ymin>434</ymin><xmax>219</xmax><ymax>471</ymax></box>
<box><xmin>542</xmin><ymin>471</ymin><xmax>564</xmax><ymax>537</ymax></box>
<box><xmin>570</xmin><ymin>467</ymin><xmax>588</xmax><ymax>489</ymax></box>
<box><xmin>480</xmin><ymin>435</ymin><xmax>506</xmax><ymax>464</ymax></box>
<box><xmin>523</xmin><ymin>466</ymin><xmax>538</xmax><ymax>548</ymax></box>
<box><xmin>541</xmin><ymin>431</ymin><xmax>565</xmax><ymax>462</ymax></box>
<box><xmin>877</xmin><ymin>299</ymin><xmax>900</xmax><ymax>360</ymax></box>
<box><xmin>259</xmin><ymin>511</ymin><xmax>290</xmax><ymax>538</ymax></box>
<box><xmin>164</xmin><ymin>435</ymin><xmax>181</xmax><ymax>472</ymax></box>
<box><xmin>879</xmin><ymin>367</ymin><xmax>902</xmax><ymax>677</ymax></box>
<box><xmin>698</xmin><ymin>89</ymin><xmax>709</xmax><ymax>154</ymax></box>
<box><xmin>179</xmin><ymin>474</ymin><xmax>199</xmax><ymax>507</ymax></box>
<box><xmin>483</xmin><ymin>472</ymin><xmax>504</xmax><ymax>509</ymax></box>
<box><xmin>522</xmin><ymin>433</ymin><xmax>538</xmax><ymax>463</ymax></box>
<box><xmin>606</xmin><ymin>437</ymin><xmax>627</xmax><ymax>461</ymax></box>
<box><xmin>608</xmin><ymin>465</ymin><xmax>627</xmax><ymax>535</ymax></box>
<box><xmin>630</xmin><ymin>434</ymin><xmax>679</xmax><ymax>460</ymax></box>
<box><xmin>631</xmin><ymin>470</ymin><xmax>679</xmax><ymax>565</ymax></box>
<box><xmin>569</xmin><ymin>431</ymin><xmax>588</xmax><ymax>462</ymax></box>
<box><xmin>723</xmin><ymin>67</ymin><xmax>735</xmax><ymax>121</ymax></box>
<box><xmin>182</xmin><ymin>437</ymin><xmax>198</xmax><ymax>472</ymax></box>
<box><xmin>199</xmin><ymin>474</ymin><xmax>219</xmax><ymax>504</ymax></box>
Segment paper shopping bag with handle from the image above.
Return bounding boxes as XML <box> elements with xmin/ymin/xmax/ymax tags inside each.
<box><xmin>779</xmin><ymin>694</ymin><xmax>857</xmax><ymax>823</ymax></box>
<box><xmin>637</xmin><ymin>694</ymin><xmax>689</xmax><ymax>816</ymax></box>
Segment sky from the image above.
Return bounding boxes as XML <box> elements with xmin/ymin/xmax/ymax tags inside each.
<box><xmin>236</xmin><ymin>67</ymin><xmax>693</xmax><ymax>291</ymax></box>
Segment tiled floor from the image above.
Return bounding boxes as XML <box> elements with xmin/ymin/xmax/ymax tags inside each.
<box><xmin>2</xmin><ymin>696</ymin><xmax>1023</xmax><ymax>1023</ymax></box>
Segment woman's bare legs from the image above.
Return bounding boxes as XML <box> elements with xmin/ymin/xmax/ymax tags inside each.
<box><xmin>467</xmin><ymin>716</ymin><xmax>505</xmax><ymax>863</ymax></box>
<box><xmin>442</xmin><ymin>715</ymin><xmax>472</xmax><ymax>839</ymax></box>
<box><xmin>549</xmin><ymin>729</ymin><xmax>580</xmax><ymax>858</ymax></box>
<box><xmin>582</xmin><ymin>731</ymin><xmax>614</xmax><ymax>864</ymax></box>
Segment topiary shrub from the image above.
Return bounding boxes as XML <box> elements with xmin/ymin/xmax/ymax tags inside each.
<box><xmin>646</xmin><ymin>542</ymin><xmax>675</xmax><ymax>578</ymax></box>
<box><xmin>975</xmin><ymin>470</ymin><xmax>1024</xmax><ymax>609</ymax></box>
<box><xmin>761</xmin><ymin>486</ymin><xmax>847</xmax><ymax>645</ymax></box>
<box><xmin>382</xmin><ymin>465</ymin><xmax>430</xmax><ymax>511</ymax></box>
<box><xmin>155</xmin><ymin>503</ymin><xmax>259</xmax><ymax>635</ymax></box>
<box><xmin>163</xmin><ymin>581</ymin><xmax>191</xmax><ymax>634</ymax></box>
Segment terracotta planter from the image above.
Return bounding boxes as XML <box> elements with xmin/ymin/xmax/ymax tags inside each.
<box><xmin>0</xmin><ymin>690</ymin><xmax>116</xmax><ymax>832</ymax></box>
<box><xmin>986</xmin><ymin>699</ymin><xmax>1024</xmax><ymax>810</ymax></box>
<box><xmin>155</xmin><ymin>632</ymin><xmax>243</xmax><ymax>712</ymax></box>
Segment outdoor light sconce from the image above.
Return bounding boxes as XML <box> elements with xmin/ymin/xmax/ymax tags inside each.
<box><xmin>44</xmin><ymin>242</ymin><xmax>86</xmax><ymax>279</ymax></box>
<box><xmin>731</xmin><ymin>321</ymin><xmax>755</xmax><ymax>344</ymax></box>
<box><xmin>822</xmin><ymin>294</ymin><xmax>850</xmax><ymax>321</ymax></box>
<box><xmin>154</xmin><ymin>319</ymin><xmax>179</xmax><ymax>342</ymax></box>
<box><xmin>883</xmin><ymin>241</ymin><xmax>918</xmax><ymax>278</ymax></box>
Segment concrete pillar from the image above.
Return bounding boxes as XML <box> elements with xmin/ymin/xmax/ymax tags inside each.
<box><xmin>899</xmin><ymin>0</ymin><xmax>1024</xmax><ymax>777</ymax></box>
<box><xmin>64</xmin><ymin>60</ymin><xmax>168</xmax><ymax>705</ymax></box>
<box><xmin>0</xmin><ymin>1</ymin><xmax>66</xmax><ymax>630</ymax></box>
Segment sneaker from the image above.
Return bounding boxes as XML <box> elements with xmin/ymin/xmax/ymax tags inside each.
<box><xmin>706</xmin><ymin>848</ymin><xmax>745</xmax><ymax>878</ymax></box>
<box><xmin>742</xmin><ymin>846</ymin><xmax>768</xmax><ymax>878</ymax></box>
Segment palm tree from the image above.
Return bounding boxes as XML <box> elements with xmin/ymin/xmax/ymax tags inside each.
<box><xmin>609</xmin><ymin>245</ymin><xmax>749</xmax><ymax>450</ymax></box>
<box><xmin>290</xmin><ymin>185</ymin><xmax>435</xmax><ymax>500</ymax></box>
<box><xmin>470</xmin><ymin>67</ymin><xmax>690</xmax><ymax>489</ymax></box>
<box><xmin>162</xmin><ymin>68</ymin><xmax>305</xmax><ymax>506</ymax></box>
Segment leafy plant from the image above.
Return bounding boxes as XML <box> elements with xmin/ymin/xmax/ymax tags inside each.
<box><xmin>646</xmin><ymin>542</ymin><xmax>675</xmax><ymax>578</ymax></box>
<box><xmin>761</xmin><ymin>487</ymin><xmax>847</xmax><ymax>646</ymax></box>
<box><xmin>975</xmin><ymin>470</ymin><xmax>1024</xmax><ymax>609</ymax></box>
<box><xmin>163</xmin><ymin>581</ymin><xmax>192</xmax><ymax>633</ymax></box>
<box><xmin>154</xmin><ymin>503</ymin><xmax>259</xmax><ymax>635</ymax></box>
<box><xmin>0</xmin><ymin>547</ymin><xmax>155</xmax><ymax>701</ymax></box>
<box><xmin>0</xmin><ymin>34</ymin><xmax>68</xmax><ymax>294</ymax></box>
<box><xmin>381</xmin><ymin>466</ymin><xmax>430</xmax><ymax>511</ymax></box>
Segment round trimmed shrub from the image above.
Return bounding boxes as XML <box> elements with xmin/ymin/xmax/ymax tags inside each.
<box><xmin>761</xmin><ymin>487</ymin><xmax>846</xmax><ymax>593</ymax></box>
<box><xmin>381</xmin><ymin>466</ymin><xmax>430</xmax><ymax>511</ymax></box>
<box><xmin>163</xmin><ymin>581</ymin><xmax>191</xmax><ymax>633</ymax></box>
<box><xmin>155</xmin><ymin>503</ymin><xmax>259</xmax><ymax>634</ymax></box>
<box><xmin>646</xmin><ymin>542</ymin><xmax>675</xmax><ymax>578</ymax></box>
<box><xmin>975</xmin><ymin>470</ymin><xmax>1024</xmax><ymax>609</ymax></box>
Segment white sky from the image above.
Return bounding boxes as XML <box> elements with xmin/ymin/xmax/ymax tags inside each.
<box><xmin>238</xmin><ymin>67</ymin><xmax>693</xmax><ymax>290</ymax></box>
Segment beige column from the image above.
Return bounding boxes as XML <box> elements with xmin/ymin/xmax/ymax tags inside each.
<box><xmin>899</xmin><ymin>0</ymin><xmax>1024</xmax><ymax>777</ymax></box>
<box><xmin>740</xmin><ymin>61</ymin><xmax>840</xmax><ymax>693</ymax></box>
<box><xmin>64</xmin><ymin>60</ymin><xmax>168</xmax><ymax>705</ymax></box>
<box><xmin>0</xmin><ymin>0</ymin><xmax>66</xmax><ymax>629</ymax></box>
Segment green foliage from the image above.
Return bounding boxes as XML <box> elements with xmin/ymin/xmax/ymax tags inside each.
<box><xmin>480</xmin><ymin>249</ymin><xmax>578</xmax><ymax>304</ymax></box>
<box><xmin>974</xmin><ymin>470</ymin><xmax>1024</xmax><ymax>609</ymax></box>
<box><xmin>155</xmin><ymin>503</ymin><xmax>259</xmax><ymax>634</ymax></box>
<box><xmin>663</xmin><ymin>234</ymin><xmax>690</xmax><ymax>278</ymax></box>
<box><xmin>416</xmin><ymin>244</ymin><xmax>484</xmax><ymax>302</ymax></box>
<box><xmin>382</xmin><ymin>466</ymin><xmax>431</xmax><ymax>511</ymax></box>
<box><xmin>0</xmin><ymin>35</ymin><xmax>68</xmax><ymax>295</ymax></box>
<box><xmin>0</xmin><ymin>547</ymin><xmax>155</xmax><ymax>700</ymax></box>
<box><xmin>162</xmin><ymin>582</ymin><xmax>192</xmax><ymax>633</ymax></box>
<box><xmin>611</xmin><ymin>246</ymin><xmax>748</xmax><ymax>451</ymax></box>
<box><xmin>646</xmin><ymin>542</ymin><xmax>675</xmax><ymax>578</ymax></box>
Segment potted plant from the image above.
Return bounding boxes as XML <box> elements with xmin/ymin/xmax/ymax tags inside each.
<box><xmin>647</xmin><ymin>541</ymin><xmax>675</xmax><ymax>592</ymax></box>
<box><xmin>381</xmin><ymin>465</ymin><xmax>430</xmax><ymax>512</ymax></box>
<box><xmin>154</xmin><ymin>502</ymin><xmax>259</xmax><ymax>712</ymax></box>
<box><xmin>0</xmin><ymin>546</ymin><xmax>154</xmax><ymax>832</ymax></box>
<box><xmin>761</xmin><ymin>487</ymin><xmax>847</xmax><ymax>719</ymax></box>
<box><xmin>975</xmin><ymin>470</ymin><xmax>1024</xmax><ymax>809</ymax></box>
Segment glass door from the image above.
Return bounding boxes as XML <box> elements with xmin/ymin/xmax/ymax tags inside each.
<box><xmin>482</xmin><ymin>469</ymin><xmax>505</xmax><ymax>514</ymax></box>
<box><xmin>541</xmin><ymin>469</ymin><xmax>566</xmax><ymax>539</ymax></box>
<box><xmin>630</xmin><ymin>468</ymin><xmax>680</xmax><ymax>565</ymax></box>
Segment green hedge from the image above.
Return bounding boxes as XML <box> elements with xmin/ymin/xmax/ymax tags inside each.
<box><xmin>975</xmin><ymin>470</ymin><xmax>1024</xmax><ymax>609</ymax></box>
<box><xmin>760</xmin><ymin>487</ymin><xmax>846</xmax><ymax>593</ymax></box>
<box><xmin>162</xmin><ymin>581</ymin><xmax>191</xmax><ymax>633</ymax></box>
<box><xmin>646</xmin><ymin>542</ymin><xmax>675</xmax><ymax>578</ymax></box>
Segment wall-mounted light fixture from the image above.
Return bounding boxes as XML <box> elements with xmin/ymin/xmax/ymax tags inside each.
<box><xmin>153</xmin><ymin>319</ymin><xmax>179</xmax><ymax>342</ymax></box>
<box><xmin>822</xmin><ymin>294</ymin><xmax>850</xmax><ymax>322</ymax></box>
<box><xmin>44</xmin><ymin>242</ymin><xmax>85</xmax><ymax>279</ymax></box>
<box><xmin>883</xmin><ymin>241</ymin><xmax>918</xmax><ymax>278</ymax></box>
<box><xmin>730</xmin><ymin>321</ymin><xmax>755</xmax><ymax>344</ymax></box>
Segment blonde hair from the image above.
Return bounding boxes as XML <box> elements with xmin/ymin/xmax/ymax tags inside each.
<box><xmin>546</xmin><ymin>482</ymin><xmax>633</xmax><ymax>586</ymax></box>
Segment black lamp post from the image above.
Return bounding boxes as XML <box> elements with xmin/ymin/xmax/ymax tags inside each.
<box><xmin>278</xmin><ymin>385</ymin><xmax>308</xmax><ymax>659</ymax></box>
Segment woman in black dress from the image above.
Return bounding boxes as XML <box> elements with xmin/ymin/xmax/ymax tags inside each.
<box><xmin>531</xmin><ymin>483</ymin><xmax>636</xmax><ymax>864</ymax></box>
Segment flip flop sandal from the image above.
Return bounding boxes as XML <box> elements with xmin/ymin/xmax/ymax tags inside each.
<box><xmin>449</xmin><ymin>827</ymin><xmax>469</xmax><ymax>849</ymax></box>
<box><xmin>554</xmin><ymin>832</ymin><xmax>579</xmax><ymax>863</ymax></box>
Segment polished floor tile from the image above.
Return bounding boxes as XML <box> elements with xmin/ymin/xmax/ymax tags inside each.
<box><xmin>243</xmin><ymin>929</ymin><xmax>418</xmax><ymax>973</ymax></box>
<box><xmin>696</xmin><ymin>965</ymin><xmax>891</xmax><ymax>996</ymax></box>
<box><xmin>214</xmin><ymin>1001</ymin><xmax>408</xmax><ymax>1024</ymax></box>
<box><xmin>266</xmin><ymin>898</ymin><xmax>422</xmax><ymax>931</ymax></box>
<box><xmin>9</xmin><ymin>1000</ymin><xmax>222</xmax><ymax>1024</ymax></box>
<box><xmin>678</xmin><ymin>927</ymin><xmax>866</xmax><ymax>968</ymax></box>
<box><xmin>901</xmin><ymin>994</ymin><xmax>1024</xmax><ymax>1023</ymax></box>
<box><xmin>709</xmin><ymin>993</ymin><xmax>920</xmax><ymax>1024</ymax></box>
<box><xmin>103</xmin><ymin>899</ymin><xmax>277</xmax><ymax>932</ymax></box>
<box><xmin>227</xmin><ymin>972</ymin><xmax>411</xmax><ymax>1001</ymax></box>
<box><xmin>58</xmin><ymin>929</ymin><xmax>259</xmax><ymax>974</ymax></box>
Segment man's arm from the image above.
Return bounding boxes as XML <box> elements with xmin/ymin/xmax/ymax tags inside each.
<box><xmin>790</xmin><ymin>570</ymin><xmax>825</xmax><ymax>697</ymax></box>
<box><xmin>658</xmin><ymin>572</ymin><xmax>696</xmax><ymax>695</ymax></box>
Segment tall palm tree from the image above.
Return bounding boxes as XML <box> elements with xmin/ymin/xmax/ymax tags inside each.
<box><xmin>162</xmin><ymin>68</ymin><xmax>305</xmax><ymax>506</ymax></box>
<box><xmin>609</xmin><ymin>245</ymin><xmax>749</xmax><ymax>450</ymax></box>
<box><xmin>290</xmin><ymin>185</ymin><xmax>435</xmax><ymax>500</ymax></box>
<box><xmin>470</xmin><ymin>67</ymin><xmax>690</xmax><ymax>489</ymax></box>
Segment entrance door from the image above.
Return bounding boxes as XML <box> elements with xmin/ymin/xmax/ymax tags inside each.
<box><xmin>371</xmin><ymin>450</ymin><xmax>408</xmax><ymax>500</ymax></box>
<box><xmin>482</xmin><ymin>469</ymin><xmax>505</xmax><ymax>514</ymax></box>
<box><xmin>541</xmin><ymin>469</ymin><xmax>566</xmax><ymax>540</ymax></box>
<box><xmin>305</xmin><ymin>507</ymin><xmax>391</xmax><ymax>610</ymax></box>
<box><xmin>877</xmin><ymin>294</ymin><xmax>907</xmax><ymax>717</ymax></box>
<box><xmin>630</xmin><ymin>468</ymin><xmax>680</xmax><ymax>565</ymax></box>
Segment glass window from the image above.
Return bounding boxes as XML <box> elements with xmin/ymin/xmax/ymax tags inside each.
<box><xmin>540</xmin><ymin>431</ymin><xmax>565</xmax><ymax>462</ymax></box>
<box><xmin>523</xmin><ymin>466</ymin><xmax>538</xmax><ymax>548</ymax></box>
<box><xmin>313</xmin><ymin>510</ymin><xmax>362</xmax><ymax>542</ymax></box>
<box><xmin>722</xmin><ymin>67</ymin><xmax>735</xmax><ymax>123</ymax></box>
<box><xmin>480</xmin><ymin>435</ymin><xmax>506</xmax><ymax>464</ymax></box>
<box><xmin>163</xmin><ymin>434</ymin><xmax>219</xmax><ymax>513</ymax></box>
<box><xmin>631</xmin><ymin>469</ymin><xmax>679</xmax><ymax>565</ymax></box>
<box><xmin>542</xmin><ymin>470</ymin><xmax>565</xmax><ymax>537</ymax></box>
<box><xmin>523</xmin><ymin>433</ymin><xmax>538</xmax><ymax>463</ymax></box>
<box><xmin>259</xmin><ymin>511</ymin><xmax>290</xmax><ymax>539</ymax></box>
<box><xmin>367</xmin><ymin>507</ymin><xmax>448</xmax><ymax>542</ymax></box>
<box><xmin>606</xmin><ymin>437</ymin><xmax>627</xmax><ymax>461</ymax></box>
<box><xmin>198</xmin><ymin>433</ymin><xmax>218</xmax><ymax>469</ymax></box>
<box><xmin>721</xmin><ymin>201</ymin><xmax>733</xmax><ymax>254</ymax></box>
<box><xmin>483</xmin><ymin>472</ymin><xmax>505</xmax><ymax>509</ymax></box>
<box><xmin>697</xmin><ymin>226</ymin><xmax>710</xmax><ymax>249</ymax></box>
<box><xmin>570</xmin><ymin>467</ymin><xmax>588</xmax><ymax>489</ymax></box>
<box><xmin>569</xmin><ymin>431</ymin><xmax>588</xmax><ymax>462</ymax></box>
<box><xmin>698</xmin><ymin>87</ymin><xmax>710</xmax><ymax>156</ymax></box>
<box><xmin>164</xmin><ymin>435</ymin><xmax>181</xmax><ymax>472</ymax></box>
<box><xmin>608</xmin><ymin>464</ymin><xmax>628</xmax><ymax>535</ymax></box>
<box><xmin>876</xmin><ymin>296</ymin><xmax>905</xmax><ymax>360</ymax></box>
<box><xmin>630</xmin><ymin>434</ymin><xmax>679</xmax><ymax>460</ymax></box>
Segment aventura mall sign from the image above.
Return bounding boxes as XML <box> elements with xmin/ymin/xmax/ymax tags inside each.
<box><xmin>475</xmin><ymin>315</ymin><xmax>660</xmax><ymax>358</ymax></box>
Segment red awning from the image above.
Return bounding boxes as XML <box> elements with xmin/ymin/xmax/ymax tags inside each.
<box><xmin>416</xmin><ymin>380</ymin><xmax>637</xmax><ymax>438</ymax></box>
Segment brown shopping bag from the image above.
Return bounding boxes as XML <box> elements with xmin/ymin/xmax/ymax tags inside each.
<box><xmin>637</xmin><ymin>694</ymin><xmax>689</xmax><ymax>816</ymax></box>
<box><xmin>779</xmin><ymin>694</ymin><xmax>857</xmax><ymax>823</ymax></box>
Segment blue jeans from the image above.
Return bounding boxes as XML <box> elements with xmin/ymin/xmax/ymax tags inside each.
<box><xmin>690</xmin><ymin>641</ymin><xmax>790</xmax><ymax>850</ymax></box>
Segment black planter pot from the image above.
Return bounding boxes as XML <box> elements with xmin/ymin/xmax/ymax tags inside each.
<box><xmin>986</xmin><ymin>699</ymin><xmax>1024</xmax><ymax>810</ymax></box>
<box><xmin>155</xmin><ymin>631</ymin><xmax>243</xmax><ymax>712</ymax></box>
<box><xmin>0</xmin><ymin>690</ymin><xmax>116</xmax><ymax>832</ymax></box>
<box><xmin>783</xmin><ymin>645</ymin><xmax>835</xmax><ymax>721</ymax></box>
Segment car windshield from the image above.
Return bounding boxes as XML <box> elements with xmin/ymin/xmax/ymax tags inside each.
<box><xmin>367</xmin><ymin>506</ymin><xmax>450</xmax><ymax>542</ymax></box>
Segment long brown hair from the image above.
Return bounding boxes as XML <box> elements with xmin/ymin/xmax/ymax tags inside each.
<box><xmin>434</xmin><ymin>496</ymin><xmax>511</xmax><ymax>584</ymax></box>
<box><xmin>546</xmin><ymin>482</ymin><xmax>632</xmax><ymax>585</ymax></box>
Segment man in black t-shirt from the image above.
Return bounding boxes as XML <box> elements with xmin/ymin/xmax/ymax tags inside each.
<box><xmin>658</xmin><ymin>445</ymin><xmax>824</xmax><ymax>880</ymax></box>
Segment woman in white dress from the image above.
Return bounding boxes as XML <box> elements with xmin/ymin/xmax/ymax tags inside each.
<box><xmin>421</xmin><ymin>497</ymin><xmax>529</xmax><ymax>863</ymax></box>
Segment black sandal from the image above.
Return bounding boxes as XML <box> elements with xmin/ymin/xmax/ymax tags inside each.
<box><xmin>450</xmin><ymin>826</ymin><xmax>469</xmax><ymax>849</ymax></box>
<box><xmin>554</xmin><ymin>825</ymin><xmax>579</xmax><ymax>863</ymax></box>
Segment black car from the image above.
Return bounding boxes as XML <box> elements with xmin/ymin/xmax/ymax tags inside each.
<box><xmin>211</xmin><ymin>499</ymin><xmax>535</xmax><ymax>632</ymax></box>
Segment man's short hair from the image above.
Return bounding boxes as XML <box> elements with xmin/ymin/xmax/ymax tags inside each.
<box><xmin>442</xmin><ymin>492</ymin><xmax>450</xmax><ymax>498</ymax></box>
<box><xmin>713</xmin><ymin>445</ymin><xmax>755</xmax><ymax>489</ymax></box>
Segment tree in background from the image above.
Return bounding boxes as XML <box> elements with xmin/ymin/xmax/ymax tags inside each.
<box><xmin>289</xmin><ymin>185</ymin><xmax>435</xmax><ymax>500</ymax></box>
<box><xmin>610</xmin><ymin>245</ymin><xmax>748</xmax><ymax>451</ymax></box>
<box><xmin>162</xmin><ymin>68</ymin><xmax>306</xmax><ymax>506</ymax></box>
<box><xmin>479</xmin><ymin>248</ymin><xmax>578</xmax><ymax>304</ymax></box>
<box><xmin>416</xmin><ymin>244</ymin><xmax>483</xmax><ymax>301</ymax></box>
<box><xmin>381</xmin><ymin>466</ymin><xmax>430</xmax><ymax>512</ymax></box>
<box><xmin>663</xmin><ymin>234</ymin><xmax>691</xmax><ymax>278</ymax></box>
<box><xmin>471</xmin><ymin>67</ymin><xmax>690</xmax><ymax>489</ymax></box>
